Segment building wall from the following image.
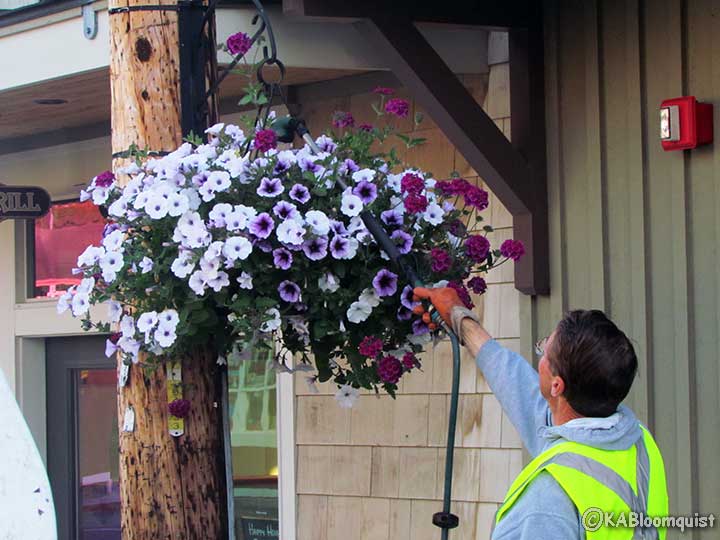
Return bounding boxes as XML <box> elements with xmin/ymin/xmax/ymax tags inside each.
<box><xmin>530</xmin><ymin>1</ymin><xmax>720</xmax><ymax>535</ymax></box>
<box><xmin>294</xmin><ymin>60</ymin><xmax>523</xmax><ymax>540</ymax></box>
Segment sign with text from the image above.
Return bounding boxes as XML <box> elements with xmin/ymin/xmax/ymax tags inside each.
<box><xmin>0</xmin><ymin>186</ymin><xmax>51</xmax><ymax>220</ymax></box>
<box><xmin>240</xmin><ymin>518</ymin><xmax>279</xmax><ymax>540</ymax></box>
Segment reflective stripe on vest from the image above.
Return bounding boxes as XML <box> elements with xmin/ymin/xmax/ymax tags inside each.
<box><xmin>495</xmin><ymin>426</ymin><xmax>668</xmax><ymax>540</ymax></box>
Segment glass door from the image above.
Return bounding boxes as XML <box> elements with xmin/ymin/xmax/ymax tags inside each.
<box><xmin>47</xmin><ymin>337</ymin><xmax>120</xmax><ymax>540</ymax></box>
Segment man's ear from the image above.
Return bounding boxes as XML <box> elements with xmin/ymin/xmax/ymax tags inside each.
<box><xmin>550</xmin><ymin>375</ymin><xmax>565</xmax><ymax>398</ymax></box>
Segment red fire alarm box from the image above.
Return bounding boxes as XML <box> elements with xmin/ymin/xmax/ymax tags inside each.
<box><xmin>660</xmin><ymin>96</ymin><xmax>713</xmax><ymax>151</ymax></box>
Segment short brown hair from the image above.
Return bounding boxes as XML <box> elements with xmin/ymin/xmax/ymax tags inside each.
<box><xmin>549</xmin><ymin>310</ymin><xmax>637</xmax><ymax>417</ymax></box>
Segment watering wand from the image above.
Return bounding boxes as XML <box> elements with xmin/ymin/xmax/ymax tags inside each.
<box><xmin>278</xmin><ymin>116</ymin><xmax>463</xmax><ymax>538</ymax></box>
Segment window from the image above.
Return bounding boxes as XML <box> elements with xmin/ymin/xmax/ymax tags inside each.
<box><xmin>29</xmin><ymin>199</ymin><xmax>105</xmax><ymax>299</ymax></box>
<box><xmin>228</xmin><ymin>342</ymin><xmax>280</xmax><ymax>539</ymax></box>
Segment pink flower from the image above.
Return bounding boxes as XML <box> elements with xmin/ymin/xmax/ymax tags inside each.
<box><xmin>467</xmin><ymin>276</ymin><xmax>487</xmax><ymax>295</ymax></box>
<box><xmin>373</xmin><ymin>86</ymin><xmax>395</xmax><ymax>95</ymax></box>
<box><xmin>385</xmin><ymin>98</ymin><xmax>409</xmax><ymax>118</ymax></box>
<box><xmin>226</xmin><ymin>32</ymin><xmax>252</xmax><ymax>56</ymax></box>
<box><xmin>437</xmin><ymin>178</ymin><xmax>471</xmax><ymax>196</ymax></box>
<box><xmin>464</xmin><ymin>186</ymin><xmax>489</xmax><ymax>210</ymax></box>
<box><xmin>254</xmin><ymin>129</ymin><xmax>277</xmax><ymax>152</ymax></box>
<box><xmin>402</xmin><ymin>352</ymin><xmax>419</xmax><ymax>371</ymax></box>
<box><xmin>404</xmin><ymin>193</ymin><xmax>428</xmax><ymax>214</ymax></box>
<box><xmin>377</xmin><ymin>355</ymin><xmax>403</xmax><ymax>384</ymax></box>
<box><xmin>500</xmin><ymin>239</ymin><xmax>525</xmax><ymax>261</ymax></box>
<box><xmin>168</xmin><ymin>398</ymin><xmax>191</xmax><ymax>419</ymax></box>
<box><xmin>430</xmin><ymin>248</ymin><xmax>452</xmax><ymax>273</ymax></box>
<box><xmin>401</xmin><ymin>173</ymin><xmax>424</xmax><ymax>195</ymax></box>
<box><xmin>448</xmin><ymin>281</ymin><xmax>474</xmax><ymax>309</ymax></box>
<box><xmin>358</xmin><ymin>123</ymin><xmax>374</xmax><ymax>132</ymax></box>
<box><xmin>359</xmin><ymin>336</ymin><xmax>383</xmax><ymax>358</ymax></box>
<box><xmin>95</xmin><ymin>170</ymin><xmax>115</xmax><ymax>187</ymax></box>
<box><xmin>464</xmin><ymin>235</ymin><xmax>490</xmax><ymax>263</ymax></box>
<box><xmin>332</xmin><ymin>111</ymin><xmax>355</xmax><ymax>128</ymax></box>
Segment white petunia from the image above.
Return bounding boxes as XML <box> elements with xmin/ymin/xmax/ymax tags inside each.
<box><xmin>386</xmin><ymin>173</ymin><xmax>402</xmax><ymax>193</ymax></box>
<box><xmin>207</xmin><ymin>170</ymin><xmax>231</xmax><ymax>192</ymax></box>
<box><xmin>335</xmin><ymin>384</ymin><xmax>360</xmax><ymax>408</ymax></box>
<box><xmin>209</xmin><ymin>202</ymin><xmax>233</xmax><ymax>227</ymax></box>
<box><xmin>351</xmin><ymin>168</ymin><xmax>376</xmax><ymax>184</ymax></box>
<box><xmin>171</xmin><ymin>252</ymin><xmax>195</xmax><ymax>278</ymax></box>
<box><xmin>120</xmin><ymin>314</ymin><xmax>135</xmax><ymax>338</ymax></box>
<box><xmin>77</xmin><ymin>245</ymin><xmax>105</xmax><ymax>267</ymax></box>
<box><xmin>108</xmin><ymin>197</ymin><xmax>129</xmax><ymax>217</ymax></box>
<box><xmin>107</xmin><ymin>300</ymin><xmax>123</xmax><ymax>323</ymax></box>
<box><xmin>118</xmin><ymin>336</ymin><xmax>141</xmax><ymax>362</ymax></box>
<box><xmin>205</xmin><ymin>122</ymin><xmax>225</xmax><ymax>135</ymax></box>
<box><xmin>154</xmin><ymin>326</ymin><xmax>177</xmax><ymax>348</ymax></box>
<box><xmin>57</xmin><ymin>291</ymin><xmax>72</xmax><ymax>314</ymax></box>
<box><xmin>204</xmin><ymin>241</ymin><xmax>225</xmax><ymax>261</ymax></box>
<box><xmin>137</xmin><ymin>311</ymin><xmax>158</xmax><ymax>333</ymax></box>
<box><xmin>340</xmin><ymin>193</ymin><xmax>363</xmax><ymax>217</ymax></box>
<box><xmin>259</xmin><ymin>308</ymin><xmax>282</xmax><ymax>333</ymax></box>
<box><xmin>276</xmin><ymin>219</ymin><xmax>306</xmax><ymax>245</ymax></box>
<box><xmin>70</xmin><ymin>292</ymin><xmax>90</xmax><ymax>316</ymax></box>
<box><xmin>167</xmin><ymin>192</ymin><xmax>190</xmax><ymax>217</ymax></box>
<box><xmin>223</xmin><ymin>236</ymin><xmax>252</xmax><ymax>261</ymax></box>
<box><xmin>423</xmin><ymin>203</ymin><xmax>445</xmax><ymax>226</ymax></box>
<box><xmin>102</xmin><ymin>230</ymin><xmax>125</xmax><ymax>252</ymax></box>
<box><xmin>225</xmin><ymin>209</ymin><xmax>249</xmax><ymax>231</ymax></box>
<box><xmin>237</xmin><ymin>272</ymin><xmax>253</xmax><ymax>290</ymax></box>
<box><xmin>79</xmin><ymin>189</ymin><xmax>91</xmax><ymax>202</ymax></box>
<box><xmin>177</xmin><ymin>211</ymin><xmax>204</xmax><ymax>236</ymax></box>
<box><xmin>318</xmin><ymin>272</ymin><xmax>340</xmax><ymax>293</ymax></box>
<box><xmin>188</xmin><ymin>270</ymin><xmax>206</xmax><ymax>296</ymax></box>
<box><xmin>139</xmin><ymin>257</ymin><xmax>154</xmax><ymax>274</ymax></box>
<box><xmin>92</xmin><ymin>186</ymin><xmax>110</xmax><ymax>205</ymax></box>
<box><xmin>105</xmin><ymin>339</ymin><xmax>119</xmax><ymax>358</ymax></box>
<box><xmin>359</xmin><ymin>287</ymin><xmax>381</xmax><ymax>308</ymax></box>
<box><xmin>133</xmin><ymin>191</ymin><xmax>151</xmax><ymax>210</ymax></box>
<box><xmin>99</xmin><ymin>251</ymin><xmax>124</xmax><ymax>273</ymax></box>
<box><xmin>206</xmin><ymin>271</ymin><xmax>230</xmax><ymax>292</ymax></box>
<box><xmin>181</xmin><ymin>187</ymin><xmax>201</xmax><ymax>210</ymax></box>
<box><xmin>77</xmin><ymin>277</ymin><xmax>96</xmax><ymax>295</ymax></box>
<box><xmin>304</xmin><ymin>210</ymin><xmax>331</xmax><ymax>235</ymax></box>
<box><xmin>158</xmin><ymin>309</ymin><xmax>179</xmax><ymax>330</ymax></box>
<box><xmin>346</xmin><ymin>301</ymin><xmax>372</xmax><ymax>324</ymax></box>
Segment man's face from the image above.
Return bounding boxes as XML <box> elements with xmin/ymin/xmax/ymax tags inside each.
<box><xmin>538</xmin><ymin>330</ymin><xmax>558</xmax><ymax>401</ymax></box>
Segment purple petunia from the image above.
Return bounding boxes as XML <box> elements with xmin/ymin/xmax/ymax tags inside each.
<box><xmin>278</xmin><ymin>280</ymin><xmax>301</xmax><ymax>303</ymax></box>
<box><xmin>249</xmin><ymin>212</ymin><xmax>274</xmax><ymax>239</ymax></box>
<box><xmin>273</xmin><ymin>200</ymin><xmax>299</xmax><ymax>221</ymax></box>
<box><xmin>289</xmin><ymin>184</ymin><xmax>311</xmax><ymax>204</ymax></box>
<box><xmin>397</xmin><ymin>306</ymin><xmax>413</xmax><ymax>321</ymax></box>
<box><xmin>329</xmin><ymin>235</ymin><xmax>352</xmax><ymax>259</ymax></box>
<box><xmin>412</xmin><ymin>318</ymin><xmax>430</xmax><ymax>336</ymax></box>
<box><xmin>353</xmin><ymin>180</ymin><xmax>378</xmax><ymax>204</ymax></box>
<box><xmin>257</xmin><ymin>177</ymin><xmax>284</xmax><ymax>198</ymax></box>
<box><xmin>302</xmin><ymin>236</ymin><xmax>328</xmax><ymax>261</ymax></box>
<box><xmin>339</xmin><ymin>158</ymin><xmax>359</xmax><ymax>176</ymax></box>
<box><xmin>273</xmin><ymin>248</ymin><xmax>293</xmax><ymax>270</ymax></box>
<box><xmin>390</xmin><ymin>230</ymin><xmax>413</xmax><ymax>254</ymax></box>
<box><xmin>372</xmin><ymin>269</ymin><xmax>398</xmax><ymax>297</ymax></box>
<box><xmin>381</xmin><ymin>208</ymin><xmax>403</xmax><ymax>227</ymax></box>
<box><xmin>330</xmin><ymin>220</ymin><xmax>348</xmax><ymax>236</ymax></box>
<box><xmin>400</xmin><ymin>284</ymin><xmax>420</xmax><ymax>311</ymax></box>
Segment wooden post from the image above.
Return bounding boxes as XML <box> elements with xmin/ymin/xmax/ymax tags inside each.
<box><xmin>108</xmin><ymin>0</ymin><xmax>227</xmax><ymax>537</ymax></box>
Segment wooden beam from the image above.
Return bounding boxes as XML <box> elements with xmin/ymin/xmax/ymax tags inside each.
<box><xmin>510</xmin><ymin>21</ymin><xmax>550</xmax><ymax>295</ymax></box>
<box><xmin>354</xmin><ymin>16</ymin><xmax>549</xmax><ymax>294</ymax></box>
<box><xmin>283</xmin><ymin>0</ymin><xmax>534</xmax><ymax>29</ymax></box>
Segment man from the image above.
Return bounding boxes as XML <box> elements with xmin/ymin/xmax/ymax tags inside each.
<box><xmin>413</xmin><ymin>286</ymin><xmax>668</xmax><ymax>540</ymax></box>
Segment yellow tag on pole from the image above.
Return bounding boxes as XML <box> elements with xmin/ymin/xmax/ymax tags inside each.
<box><xmin>167</xmin><ymin>362</ymin><xmax>184</xmax><ymax>437</ymax></box>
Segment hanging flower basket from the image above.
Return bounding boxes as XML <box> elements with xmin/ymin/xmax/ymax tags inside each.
<box><xmin>57</xmin><ymin>98</ymin><xmax>523</xmax><ymax>404</ymax></box>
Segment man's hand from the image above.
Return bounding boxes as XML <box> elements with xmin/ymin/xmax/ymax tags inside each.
<box><xmin>412</xmin><ymin>286</ymin><xmax>464</xmax><ymax>327</ymax></box>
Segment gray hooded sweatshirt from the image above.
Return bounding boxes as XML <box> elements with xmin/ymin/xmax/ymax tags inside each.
<box><xmin>475</xmin><ymin>339</ymin><xmax>644</xmax><ymax>540</ymax></box>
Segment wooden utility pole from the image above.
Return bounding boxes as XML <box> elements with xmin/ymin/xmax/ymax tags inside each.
<box><xmin>108</xmin><ymin>0</ymin><xmax>227</xmax><ymax>537</ymax></box>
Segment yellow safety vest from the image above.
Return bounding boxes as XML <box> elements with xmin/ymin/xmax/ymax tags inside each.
<box><xmin>495</xmin><ymin>425</ymin><xmax>668</xmax><ymax>539</ymax></box>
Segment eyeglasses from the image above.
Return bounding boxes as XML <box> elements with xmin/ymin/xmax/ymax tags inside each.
<box><xmin>534</xmin><ymin>336</ymin><xmax>549</xmax><ymax>357</ymax></box>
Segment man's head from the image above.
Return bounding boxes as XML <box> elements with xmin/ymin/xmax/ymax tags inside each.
<box><xmin>538</xmin><ymin>310</ymin><xmax>638</xmax><ymax>418</ymax></box>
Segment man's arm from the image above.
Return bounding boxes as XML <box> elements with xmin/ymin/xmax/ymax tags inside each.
<box><xmin>413</xmin><ymin>287</ymin><xmax>549</xmax><ymax>457</ymax></box>
<box><xmin>461</xmin><ymin>318</ymin><xmax>549</xmax><ymax>456</ymax></box>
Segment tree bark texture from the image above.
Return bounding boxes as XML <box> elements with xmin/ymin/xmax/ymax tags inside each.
<box><xmin>109</xmin><ymin>0</ymin><xmax>227</xmax><ymax>537</ymax></box>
